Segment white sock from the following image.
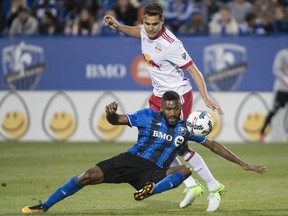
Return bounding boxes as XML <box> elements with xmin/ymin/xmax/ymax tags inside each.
<box><xmin>170</xmin><ymin>157</ymin><xmax>198</xmax><ymax>187</ymax></box>
<box><xmin>182</xmin><ymin>149</ymin><xmax>220</xmax><ymax>191</ymax></box>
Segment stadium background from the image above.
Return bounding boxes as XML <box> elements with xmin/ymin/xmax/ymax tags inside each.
<box><xmin>1</xmin><ymin>2</ymin><xmax>287</xmax><ymax>215</ymax></box>
<box><xmin>0</xmin><ymin>35</ymin><xmax>287</xmax><ymax>142</ymax></box>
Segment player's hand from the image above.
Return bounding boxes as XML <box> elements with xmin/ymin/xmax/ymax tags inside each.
<box><xmin>241</xmin><ymin>163</ymin><xmax>266</xmax><ymax>174</ymax></box>
<box><xmin>103</xmin><ymin>15</ymin><xmax>120</xmax><ymax>30</ymax></box>
<box><xmin>205</xmin><ymin>99</ymin><xmax>224</xmax><ymax>115</ymax></box>
<box><xmin>105</xmin><ymin>101</ymin><xmax>118</xmax><ymax>114</ymax></box>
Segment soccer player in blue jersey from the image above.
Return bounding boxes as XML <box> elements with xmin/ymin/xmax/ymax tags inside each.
<box><xmin>22</xmin><ymin>91</ymin><xmax>266</xmax><ymax>214</ymax></box>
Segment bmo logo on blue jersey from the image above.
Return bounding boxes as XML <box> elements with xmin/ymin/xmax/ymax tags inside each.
<box><xmin>152</xmin><ymin>131</ymin><xmax>173</xmax><ymax>141</ymax></box>
<box><xmin>152</xmin><ymin>130</ymin><xmax>185</xmax><ymax>147</ymax></box>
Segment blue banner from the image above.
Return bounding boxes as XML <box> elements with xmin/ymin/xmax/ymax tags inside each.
<box><xmin>0</xmin><ymin>35</ymin><xmax>286</xmax><ymax>91</ymax></box>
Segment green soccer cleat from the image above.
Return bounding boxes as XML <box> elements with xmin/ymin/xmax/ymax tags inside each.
<box><xmin>207</xmin><ymin>183</ymin><xmax>226</xmax><ymax>212</ymax></box>
<box><xmin>21</xmin><ymin>204</ymin><xmax>46</xmax><ymax>214</ymax></box>
<box><xmin>134</xmin><ymin>182</ymin><xmax>155</xmax><ymax>201</ymax></box>
<box><xmin>179</xmin><ymin>181</ymin><xmax>204</xmax><ymax>208</ymax></box>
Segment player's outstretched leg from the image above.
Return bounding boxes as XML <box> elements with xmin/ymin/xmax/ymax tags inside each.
<box><xmin>180</xmin><ymin>148</ymin><xmax>223</xmax><ymax>209</ymax></box>
<box><xmin>22</xmin><ymin>176</ymin><xmax>83</xmax><ymax>214</ymax></box>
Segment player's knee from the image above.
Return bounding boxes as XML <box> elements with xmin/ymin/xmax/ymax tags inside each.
<box><xmin>77</xmin><ymin>166</ymin><xmax>104</xmax><ymax>186</ymax></box>
<box><xmin>184</xmin><ymin>166</ymin><xmax>192</xmax><ymax>178</ymax></box>
<box><xmin>179</xmin><ymin>165</ymin><xmax>192</xmax><ymax>178</ymax></box>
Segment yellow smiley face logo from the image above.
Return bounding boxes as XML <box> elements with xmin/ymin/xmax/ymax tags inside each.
<box><xmin>98</xmin><ymin>114</ymin><xmax>124</xmax><ymax>140</ymax></box>
<box><xmin>243</xmin><ymin>112</ymin><xmax>269</xmax><ymax>140</ymax></box>
<box><xmin>50</xmin><ymin>112</ymin><xmax>76</xmax><ymax>140</ymax></box>
<box><xmin>2</xmin><ymin>111</ymin><xmax>28</xmax><ymax>139</ymax></box>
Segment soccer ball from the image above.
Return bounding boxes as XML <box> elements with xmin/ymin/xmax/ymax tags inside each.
<box><xmin>186</xmin><ymin>110</ymin><xmax>214</xmax><ymax>136</ymax></box>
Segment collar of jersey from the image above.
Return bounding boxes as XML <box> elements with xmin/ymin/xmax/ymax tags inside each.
<box><xmin>149</xmin><ymin>26</ymin><xmax>166</xmax><ymax>40</ymax></box>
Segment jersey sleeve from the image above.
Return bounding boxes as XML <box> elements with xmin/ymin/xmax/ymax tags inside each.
<box><xmin>126</xmin><ymin>108</ymin><xmax>153</xmax><ymax>127</ymax></box>
<box><xmin>188</xmin><ymin>133</ymin><xmax>207</xmax><ymax>144</ymax></box>
<box><xmin>167</xmin><ymin>41</ymin><xmax>193</xmax><ymax>69</ymax></box>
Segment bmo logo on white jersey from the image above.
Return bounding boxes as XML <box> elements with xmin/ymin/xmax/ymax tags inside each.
<box><xmin>152</xmin><ymin>130</ymin><xmax>173</xmax><ymax>141</ymax></box>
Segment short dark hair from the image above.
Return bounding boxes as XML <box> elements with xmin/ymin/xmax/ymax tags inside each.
<box><xmin>143</xmin><ymin>2</ymin><xmax>163</xmax><ymax>19</ymax></box>
<box><xmin>162</xmin><ymin>91</ymin><xmax>180</xmax><ymax>101</ymax></box>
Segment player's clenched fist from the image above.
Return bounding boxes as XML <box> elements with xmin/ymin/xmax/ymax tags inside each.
<box><xmin>105</xmin><ymin>101</ymin><xmax>118</xmax><ymax>114</ymax></box>
<box><xmin>103</xmin><ymin>15</ymin><xmax>119</xmax><ymax>30</ymax></box>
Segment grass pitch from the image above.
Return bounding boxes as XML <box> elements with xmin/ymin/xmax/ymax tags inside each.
<box><xmin>0</xmin><ymin>141</ymin><xmax>287</xmax><ymax>216</ymax></box>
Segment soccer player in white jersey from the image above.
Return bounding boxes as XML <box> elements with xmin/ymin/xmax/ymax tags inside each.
<box><xmin>104</xmin><ymin>2</ymin><xmax>225</xmax><ymax>212</ymax></box>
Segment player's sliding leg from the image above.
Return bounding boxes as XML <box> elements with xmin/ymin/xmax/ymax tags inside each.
<box><xmin>22</xmin><ymin>176</ymin><xmax>83</xmax><ymax>213</ymax></box>
<box><xmin>182</xmin><ymin>148</ymin><xmax>226</xmax><ymax>211</ymax></box>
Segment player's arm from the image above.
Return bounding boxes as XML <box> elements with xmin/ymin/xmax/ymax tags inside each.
<box><xmin>186</xmin><ymin>63</ymin><xmax>224</xmax><ymax>115</ymax></box>
<box><xmin>201</xmin><ymin>138</ymin><xmax>266</xmax><ymax>174</ymax></box>
<box><xmin>105</xmin><ymin>101</ymin><xmax>129</xmax><ymax>125</ymax></box>
<box><xmin>103</xmin><ymin>15</ymin><xmax>141</xmax><ymax>38</ymax></box>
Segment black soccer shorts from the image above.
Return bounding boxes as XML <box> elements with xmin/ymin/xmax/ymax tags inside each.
<box><xmin>97</xmin><ymin>152</ymin><xmax>167</xmax><ymax>190</ymax></box>
<box><xmin>273</xmin><ymin>91</ymin><xmax>288</xmax><ymax>108</ymax></box>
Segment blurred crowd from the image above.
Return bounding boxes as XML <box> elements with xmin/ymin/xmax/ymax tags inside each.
<box><xmin>1</xmin><ymin>0</ymin><xmax>288</xmax><ymax>37</ymax></box>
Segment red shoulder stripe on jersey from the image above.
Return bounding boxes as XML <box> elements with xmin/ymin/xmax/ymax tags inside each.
<box><xmin>161</xmin><ymin>31</ymin><xmax>175</xmax><ymax>43</ymax></box>
<box><xmin>179</xmin><ymin>60</ymin><xmax>193</xmax><ymax>69</ymax></box>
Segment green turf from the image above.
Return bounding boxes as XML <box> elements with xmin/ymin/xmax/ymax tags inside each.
<box><xmin>0</xmin><ymin>141</ymin><xmax>287</xmax><ymax>216</ymax></box>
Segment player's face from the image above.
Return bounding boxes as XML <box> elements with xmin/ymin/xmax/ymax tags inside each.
<box><xmin>161</xmin><ymin>100</ymin><xmax>182</xmax><ymax>127</ymax></box>
<box><xmin>143</xmin><ymin>15</ymin><xmax>164</xmax><ymax>39</ymax></box>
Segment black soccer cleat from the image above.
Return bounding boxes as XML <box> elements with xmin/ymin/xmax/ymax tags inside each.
<box><xmin>134</xmin><ymin>182</ymin><xmax>155</xmax><ymax>201</ymax></box>
<box><xmin>21</xmin><ymin>204</ymin><xmax>46</xmax><ymax>214</ymax></box>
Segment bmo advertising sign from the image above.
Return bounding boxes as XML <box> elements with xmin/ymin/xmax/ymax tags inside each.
<box><xmin>86</xmin><ymin>64</ymin><xmax>126</xmax><ymax>79</ymax></box>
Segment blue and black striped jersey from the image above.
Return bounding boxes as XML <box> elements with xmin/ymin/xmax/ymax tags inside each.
<box><xmin>126</xmin><ymin>108</ymin><xmax>206</xmax><ymax>168</ymax></box>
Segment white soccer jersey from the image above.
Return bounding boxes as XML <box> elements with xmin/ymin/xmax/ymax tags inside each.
<box><xmin>141</xmin><ymin>25</ymin><xmax>193</xmax><ymax>97</ymax></box>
